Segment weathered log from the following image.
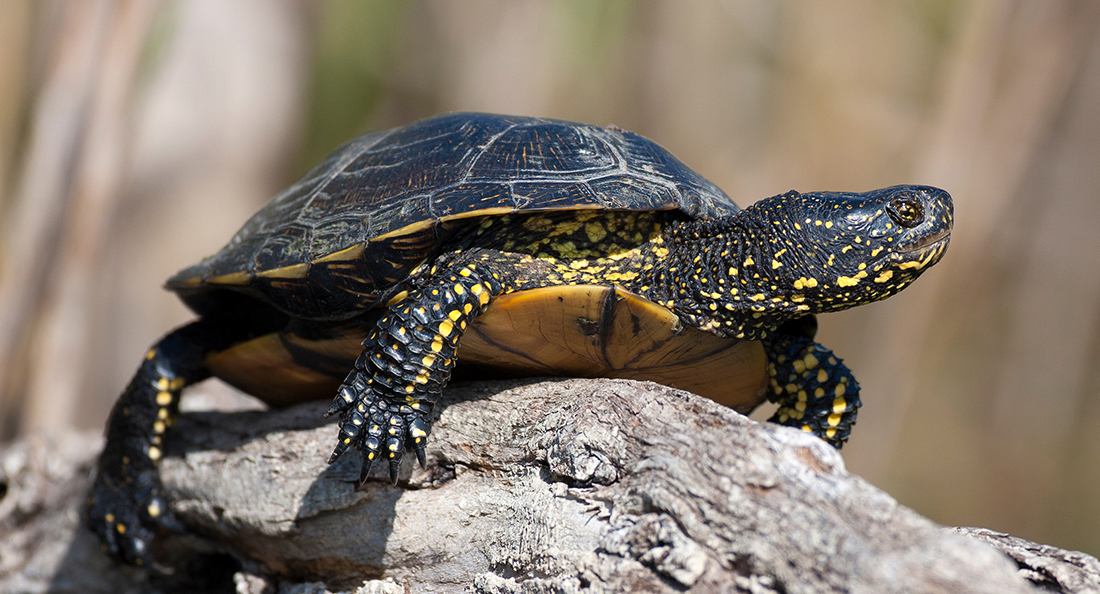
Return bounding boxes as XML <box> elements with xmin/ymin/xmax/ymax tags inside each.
<box><xmin>2</xmin><ymin>378</ymin><xmax>1099</xmax><ymax>593</ymax></box>
<box><xmin>950</xmin><ymin>528</ymin><xmax>1100</xmax><ymax>594</ymax></box>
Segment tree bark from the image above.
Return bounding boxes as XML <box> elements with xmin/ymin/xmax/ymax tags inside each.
<box><xmin>2</xmin><ymin>378</ymin><xmax>1098</xmax><ymax>593</ymax></box>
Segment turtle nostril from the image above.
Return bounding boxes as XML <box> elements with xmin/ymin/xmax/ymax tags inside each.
<box><xmin>886</xmin><ymin>196</ymin><xmax>924</xmax><ymax>228</ymax></box>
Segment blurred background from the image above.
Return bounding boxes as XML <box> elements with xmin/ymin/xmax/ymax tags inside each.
<box><xmin>1</xmin><ymin>0</ymin><xmax>1098</xmax><ymax>558</ymax></box>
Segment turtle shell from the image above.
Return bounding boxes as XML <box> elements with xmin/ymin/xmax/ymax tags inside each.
<box><xmin>167</xmin><ymin>112</ymin><xmax>739</xmax><ymax>320</ymax></box>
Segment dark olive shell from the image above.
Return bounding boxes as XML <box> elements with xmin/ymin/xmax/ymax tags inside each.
<box><xmin>167</xmin><ymin>113</ymin><xmax>739</xmax><ymax>319</ymax></box>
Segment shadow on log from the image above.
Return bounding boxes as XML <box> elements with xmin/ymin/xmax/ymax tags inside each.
<box><xmin>2</xmin><ymin>378</ymin><xmax>1099</xmax><ymax>593</ymax></box>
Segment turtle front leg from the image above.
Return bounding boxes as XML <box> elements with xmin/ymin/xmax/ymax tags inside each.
<box><xmin>762</xmin><ymin>333</ymin><xmax>861</xmax><ymax>448</ymax></box>
<box><xmin>325</xmin><ymin>262</ymin><xmax>504</xmax><ymax>485</ymax></box>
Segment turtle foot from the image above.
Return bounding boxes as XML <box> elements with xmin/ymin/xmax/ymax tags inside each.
<box><xmin>326</xmin><ymin>371</ymin><xmax>434</xmax><ymax>486</ymax></box>
<box><xmin>85</xmin><ymin>467</ymin><xmax>182</xmax><ymax>571</ymax></box>
<box><xmin>763</xmin><ymin>335</ymin><xmax>861</xmax><ymax>448</ymax></box>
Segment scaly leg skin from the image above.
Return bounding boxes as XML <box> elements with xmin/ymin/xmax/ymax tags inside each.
<box><xmin>84</xmin><ymin>321</ymin><xmax>216</xmax><ymax>568</ymax></box>
<box><xmin>762</xmin><ymin>333</ymin><xmax>861</xmax><ymax>448</ymax></box>
<box><xmin>326</xmin><ymin>262</ymin><xmax>504</xmax><ymax>485</ymax></box>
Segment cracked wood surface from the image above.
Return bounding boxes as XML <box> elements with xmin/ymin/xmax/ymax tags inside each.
<box><xmin>2</xmin><ymin>378</ymin><xmax>1099</xmax><ymax>593</ymax></box>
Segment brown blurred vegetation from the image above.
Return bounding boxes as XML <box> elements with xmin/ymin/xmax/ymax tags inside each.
<box><xmin>1</xmin><ymin>0</ymin><xmax>1098</xmax><ymax>558</ymax></box>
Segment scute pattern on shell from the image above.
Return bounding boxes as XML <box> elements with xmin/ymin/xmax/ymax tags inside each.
<box><xmin>168</xmin><ymin>113</ymin><xmax>739</xmax><ymax>287</ymax></box>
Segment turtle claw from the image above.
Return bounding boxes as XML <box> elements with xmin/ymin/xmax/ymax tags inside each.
<box><xmin>414</xmin><ymin>444</ymin><xmax>427</xmax><ymax>468</ymax></box>
<box><xmin>358</xmin><ymin>454</ymin><xmax>376</xmax><ymax>486</ymax></box>
<box><xmin>389</xmin><ymin>456</ymin><xmax>403</xmax><ymax>485</ymax></box>
<box><xmin>328</xmin><ymin>441</ymin><xmax>350</xmax><ymax>464</ymax></box>
<box><xmin>384</xmin><ymin>436</ymin><xmax>404</xmax><ymax>484</ymax></box>
<box><xmin>324</xmin><ymin>384</ymin><xmax>358</xmax><ymax>419</ymax></box>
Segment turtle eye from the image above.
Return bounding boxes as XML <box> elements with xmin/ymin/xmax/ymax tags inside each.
<box><xmin>886</xmin><ymin>196</ymin><xmax>924</xmax><ymax>228</ymax></box>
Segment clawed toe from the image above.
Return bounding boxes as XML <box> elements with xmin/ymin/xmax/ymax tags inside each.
<box><xmin>86</xmin><ymin>473</ymin><xmax>180</xmax><ymax>569</ymax></box>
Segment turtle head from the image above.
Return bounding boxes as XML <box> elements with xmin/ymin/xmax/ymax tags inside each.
<box><xmin>634</xmin><ymin>184</ymin><xmax>951</xmax><ymax>339</ymax></box>
<box><xmin>651</xmin><ymin>183</ymin><xmax>954</xmax><ymax>336</ymax></box>
<box><xmin>745</xmin><ymin>184</ymin><xmax>953</xmax><ymax>314</ymax></box>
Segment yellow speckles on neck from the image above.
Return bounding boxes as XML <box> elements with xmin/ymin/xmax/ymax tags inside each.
<box><xmin>793</xmin><ymin>277</ymin><xmax>818</xmax><ymax>290</ymax></box>
<box><xmin>585</xmin><ymin>222</ymin><xmax>607</xmax><ymax>243</ymax></box>
<box><xmin>604</xmin><ymin>270</ymin><xmax>639</xmax><ymax>282</ymax></box>
<box><xmin>479</xmin><ymin>213</ymin><xmax>659</xmax><ymax>290</ymax></box>
<box><xmin>836</xmin><ymin>269</ymin><xmax>868</xmax><ymax>287</ymax></box>
<box><xmin>743</xmin><ymin>255</ymin><xmax>755</xmax><ymax>266</ymax></box>
<box><xmin>873</xmin><ymin>270</ymin><xmax>893</xmax><ymax>283</ymax></box>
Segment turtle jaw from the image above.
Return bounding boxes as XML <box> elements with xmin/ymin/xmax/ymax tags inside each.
<box><xmin>896</xmin><ymin>231</ymin><xmax>950</xmax><ymax>255</ymax></box>
<box><xmin>888</xmin><ymin>235</ymin><xmax>950</xmax><ymax>276</ymax></box>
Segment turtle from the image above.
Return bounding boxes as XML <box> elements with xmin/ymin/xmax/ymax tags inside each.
<box><xmin>86</xmin><ymin>112</ymin><xmax>953</xmax><ymax>567</ymax></box>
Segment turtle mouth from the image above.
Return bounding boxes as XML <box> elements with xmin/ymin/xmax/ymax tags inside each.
<box><xmin>888</xmin><ymin>234</ymin><xmax>949</xmax><ymax>272</ymax></box>
<box><xmin>895</xmin><ymin>227</ymin><xmax>950</xmax><ymax>254</ymax></box>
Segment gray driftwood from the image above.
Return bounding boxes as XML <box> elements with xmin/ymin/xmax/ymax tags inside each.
<box><xmin>2</xmin><ymin>378</ymin><xmax>1099</xmax><ymax>593</ymax></box>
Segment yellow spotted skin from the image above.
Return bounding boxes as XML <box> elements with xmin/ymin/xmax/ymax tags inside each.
<box><xmin>440</xmin><ymin>209</ymin><xmax>666</xmax><ymax>292</ymax></box>
<box><xmin>85</xmin><ymin>320</ymin><xmax>241</xmax><ymax>567</ymax></box>
<box><xmin>764</xmin><ymin>334</ymin><xmax>860</xmax><ymax>446</ymax></box>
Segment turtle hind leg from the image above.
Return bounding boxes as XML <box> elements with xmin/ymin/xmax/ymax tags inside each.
<box><xmin>85</xmin><ymin>319</ymin><xmax>252</xmax><ymax>568</ymax></box>
<box><xmin>86</xmin><ymin>322</ymin><xmax>209</xmax><ymax>567</ymax></box>
<box><xmin>326</xmin><ymin>262</ymin><xmax>503</xmax><ymax>486</ymax></box>
<box><xmin>762</xmin><ymin>333</ymin><xmax>861</xmax><ymax>448</ymax></box>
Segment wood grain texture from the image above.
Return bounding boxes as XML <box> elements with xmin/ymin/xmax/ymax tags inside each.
<box><xmin>3</xmin><ymin>378</ymin><xmax>1098</xmax><ymax>593</ymax></box>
